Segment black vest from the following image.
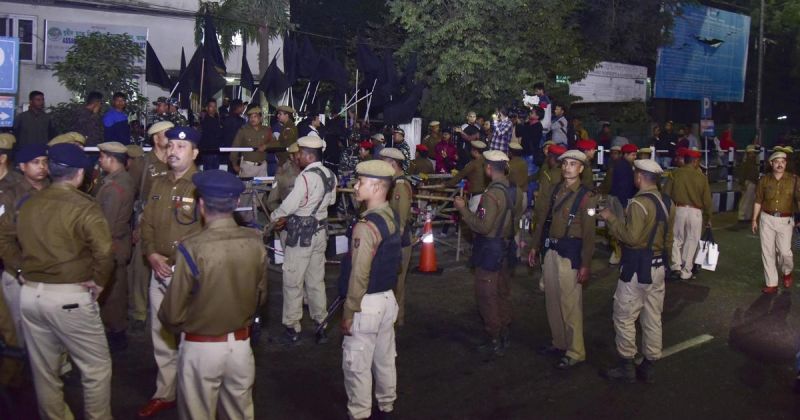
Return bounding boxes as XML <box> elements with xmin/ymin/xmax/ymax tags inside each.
<box><xmin>620</xmin><ymin>193</ymin><xmax>672</xmax><ymax>284</ymax></box>
<box><xmin>471</xmin><ymin>182</ymin><xmax>517</xmax><ymax>272</ymax></box>
<box><xmin>338</xmin><ymin>210</ymin><xmax>401</xmax><ymax>297</ymax></box>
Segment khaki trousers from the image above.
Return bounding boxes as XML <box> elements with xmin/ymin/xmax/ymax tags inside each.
<box><xmin>178</xmin><ymin>335</ymin><xmax>255</xmax><ymax>420</ymax></box>
<box><xmin>738</xmin><ymin>181</ymin><xmax>756</xmax><ymax>221</ymax></box>
<box><xmin>759</xmin><ymin>213</ymin><xmax>794</xmax><ymax>287</ymax></box>
<box><xmin>394</xmin><ymin>245</ymin><xmax>412</xmax><ymax>326</ymax></box>
<box><xmin>21</xmin><ymin>282</ymin><xmax>112</xmax><ymax>420</ymax></box>
<box><xmin>613</xmin><ymin>265</ymin><xmax>666</xmax><ymax>360</ymax></box>
<box><xmin>670</xmin><ymin>206</ymin><xmax>702</xmax><ymax>279</ymax></box>
<box><xmin>0</xmin><ymin>279</ymin><xmax>23</xmax><ymax>387</ymax></box>
<box><xmin>282</xmin><ymin>230</ymin><xmax>327</xmax><ymax>332</ymax></box>
<box><xmin>239</xmin><ymin>160</ymin><xmax>267</xmax><ymax>178</ymax></box>
<box><xmin>542</xmin><ymin>251</ymin><xmax>585</xmax><ymax>361</ymax></box>
<box><xmin>474</xmin><ymin>267</ymin><xmax>512</xmax><ymax>339</ymax></box>
<box><xmin>150</xmin><ymin>273</ymin><xmax>178</xmax><ymax>401</ymax></box>
<box><xmin>342</xmin><ymin>291</ymin><xmax>398</xmax><ymax>420</ymax></box>
<box><xmin>1</xmin><ymin>271</ymin><xmax>23</xmax><ymax>347</ymax></box>
<box><xmin>100</xmin><ymin>261</ymin><xmax>128</xmax><ymax>332</ymax></box>
<box><xmin>127</xmin><ymin>240</ymin><xmax>150</xmax><ymax>322</ymax></box>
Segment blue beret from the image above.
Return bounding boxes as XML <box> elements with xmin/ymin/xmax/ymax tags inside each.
<box><xmin>16</xmin><ymin>144</ymin><xmax>48</xmax><ymax>163</ymax></box>
<box><xmin>165</xmin><ymin>126</ymin><xmax>200</xmax><ymax>144</ymax></box>
<box><xmin>49</xmin><ymin>143</ymin><xmax>89</xmax><ymax>168</ymax></box>
<box><xmin>192</xmin><ymin>170</ymin><xmax>245</xmax><ymax>198</ymax></box>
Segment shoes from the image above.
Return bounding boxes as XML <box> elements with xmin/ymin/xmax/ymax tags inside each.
<box><xmin>275</xmin><ymin>327</ymin><xmax>301</xmax><ymax>345</ymax></box>
<box><xmin>636</xmin><ymin>359</ymin><xmax>656</xmax><ymax>384</ymax></box>
<box><xmin>556</xmin><ymin>356</ymin><xmax>582</xmax><ymax>370</ymax></box>
<box><xmin>314</xmin><ymin>323</ymin><xmax>329</xmax><ymax>345</ymax></box>
<box><xmin>106</xmin><ymin>330</ymin><xmax>128</xmax><ymax>353</ymax></box>
<box><xmin>601</xmin><ymin>357</ymin><xmax>636</xmax><ymax>383</ymax></box>
<box><xmin>137</xmin><ymin>399</ymin><xmax>176</xmax><ymax>418</ymax></box>
<box><xmin>762</xmin><ymin>286</ymin><xmax>778</xmax><ymax>294</ymax></box>
<box><xmin>477</xmin><ymin>339</ymin><xmax>505</xmax><ymax>359</ymax></box>
<box><xmin>784</xmin><ymin>273</ymin><xmax>793</xmax><ymax>289</ymax></box>
<box><xmin>537</xmin><ymin>345</ymin><xmax>566</xmax><ymax>358</ymax></box>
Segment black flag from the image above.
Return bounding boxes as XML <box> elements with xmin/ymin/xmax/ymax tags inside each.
<box><xmin>240</xmin><ymin>43</ymin><xmax>255</xmax><ymax>91</ymax></box>
<box><xmin>258</xmin><ymin>54</ymin><xmax>290</xmax><ymax>101</ymax></box>
<box><xmin>383</xmin><ymin>83</ymin><xmax>424</xmax><ymax>125</ymax></box>
<box><xmin>145</xmin><ymin>42</ymin><xmax>172</xmax><ymax>90</ymax></box>
<box><xmin>202</xmin><ymin>14</ymin><xmax>226</xmax><ymax>73</ymax></box>
<box><xmin>176</xmin><ymin>46</ymin><xmax>228</xmax><ymax>100</ymax></box>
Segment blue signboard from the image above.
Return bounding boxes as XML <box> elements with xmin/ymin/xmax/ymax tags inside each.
<box><xmin>0</xmin><ymin>37</ymin><xmax>19</xmax><ymax>94</ymax></box>
<box><xmin>0</xmin><ymin>96</ymin><xmax>15</xmax><ymax>128</ymax></box>
<box><xmin>654</xmin><ymin>5</ymin><xmax>751</xmax><ymax>102</ymax></box>
<box><xmin>701</xmin><ymin>97</ymin><xmax>713</xmax><ymax>119</ymax></box>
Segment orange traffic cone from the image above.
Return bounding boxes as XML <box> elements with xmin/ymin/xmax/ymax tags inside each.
<box><xmin>416</xmin><ymin>212</ymin><xmax>440</xmax><ymax>273</ymax></box>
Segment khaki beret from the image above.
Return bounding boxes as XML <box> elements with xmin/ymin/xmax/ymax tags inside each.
<box><xmin>287</xmin><ymin>142</ymin><xmax>300</xmax><ymax>153</ymax></box>
<box><xmin>371</xmin><ymin>133</ymin><xmax>385</xmax><ymax>142</ymax></box>
<box><xmin>483</xmin><ymin>150</ymin><xmax>509</xmax><ymax>162</ymax></box>
<box><xmin>769</xmin><ymin>151</ymin><xmax>787</xmax><ymax>161</ymax></box>
<box><xmin>276</xmin><ymin>105</ymin><xmax>295</xmax><ymax>114</ymax></box>
<box><xmin>429</xmin><ymin>121</ymin><xmax>440</xmax><ymax>127</ymax></box>
<box><xmin>779</xmin><ymin>146</ymin><xmax>795</xmax><ymax>153</ymax></box>
<box><xmin>638</xmin><ymin>147</ymin><xmax>653</xmax><ymax>154</ymax></box>
<box><xmin>126</xmin><ymin>144</ymin><xmax>145</xmax><ymax>158</ymax></box>
<box><xmin>745</xmin><ymin>145</ymin><xmax>759</xmax><ymax>153</ymax></box>
<box><xmin>470</xmin><ymin>140</ymin><xmax>487</xmax><ymax>150</ymax></box>
<box><xmin>48</xmin><ymin>132</ymin><xmax>85</xmax><ymax>146</ymax></box>
<box><xmin>542</xmin><ymin>140</ymin><xmax>556</xmax><ymax>148</ymax></box>
<box><xmin>147</xmin><ymin>121</ymin><xmax>174</xmax><ymax>136</ymax></box>
<box><xmin>379</xmin><ymin>147</ymin><xmax>405</xmax><ymax>161</ymax></box>
<box><xmin>558</xmin><ymin>149</ymin><xmax>587</xmax><ymax>164</ymax></box>
<box><xmin>355</xmin><ymin>160</ymin><xmax>395</xmax><ymax>179</ymax></box>
<box><xmin>508</xmin><ymin>142</ymin><xmax>523</xmax><ymax>151</ymax></box>
<box><xmin>246</xmin><ymin>106</ymin><xmax>262</xmax><ymax>115</ymax></box>
<box><xmin>610</xmin><ymin>145</ymin><xmax>622</xmax><ymax>151</ymax></box>
<box><xmin>634</xmin><ymin>159</ymin><xmax>663</xmax><ymax>174</ymax></box>
<box><xmin>0</xmin><ymin>133</ymin><xmax>15</xmax><ymax>149</ymax></box>
<box><xmin>297</xmin><ymin>136</ymin><xmax>324</xmax><ymax>149</ymax></box>
<box><xmin>98</xmin><ymin>141</ymin><xmax>128</xmax><ymax>154</ymax></box>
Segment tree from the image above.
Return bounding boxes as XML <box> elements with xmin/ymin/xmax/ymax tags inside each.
<box><xmin>389</xmin><ymin>0</ymin><xmax>595</xmax><ymax>122</ymax></box>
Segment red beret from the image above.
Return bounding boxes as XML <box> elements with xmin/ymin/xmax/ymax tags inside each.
<box><xmin>416</xmin><ymin>144</ymin><xmax>428</xmax><ymax>152</ymax></box>
<box><xmin>675</xmin><ymin>147</ymin><xmax>688</xmax><ymax>157</ymax></box>
<box><xmin>359</xmin><ymin>141</ymin><xmax>373</xmax><ymax>149</ymax></box>
<box><xmin>685</xmin><ymin>149</ymin><xmax>701</xmax><ymax>158</ymax></box>
<box><xmin>576</xmin><ymin>139</ymin><xmax>597</xmax><ymax>151</ymax></box>
<box><xmin>548</xmin><ymin>145</ymin><xmax>567</xmax><ymax>156</ymax></box>
<box><xmin>621</xmin><ymin>144</ymin><xmax>638</xmax><ymax>154</ymax></box>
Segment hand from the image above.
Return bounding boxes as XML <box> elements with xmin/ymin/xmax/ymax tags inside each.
<box><xmin>80</xmin><ymin>280</ymin><xmax>104</xmax><ymax>301</ymax></box>
<box><xmin>274</xmin><ymin>217</ymin><xmax>287</xmax><ymax>231</ymax></box>
<box><xmin>441</xmin><ymin>149</ymin><xmax>447</xmax><ymax>158</ymax></box>
<box><xmin>147</xmin><ymin>253</ymin><xmax>173</xmax><ymax>279</ymax></box>
<box><xmin>232</xmin><ymin>165</ymin><xmax>241</xmax><ymax>174</ymax></box>
<box><xmin>597</xmin><ymin>207</ymin><xmax>613</xmax><ymax>221</ymax></box>
<box><xmin>340</xmin><ymin>317</ymin><xmax>353</xmax><ymax>336</ymax></box>
<box><xmin>453</xmin><ymin>196</ymin><xmax>466</xmax><ymax>210</ymax></box>
<box><xmin>528</xmin><ymin>249</ymin><xmax>538</xmax><ymax>267</ymax></box>
<box><xmin>257</xmin><ymin>144</ymin><xmax>267</xmax><ymax>152</ymax></box>
<box><xmin>706</xmin><ymin>221</ymin><xmax>712</xmax><ymax>229</ymax></box>
<box><xmin>577</xmin><ymin>267</ymin><xmax>591</xmax><ymax>285</ymax></box>
<box><xmin>752</xmin><ymin>219</ymin><xmax>758</xmax><ymax>234</ymax></box>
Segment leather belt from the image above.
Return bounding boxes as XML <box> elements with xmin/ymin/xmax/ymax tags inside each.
<box><xmin>766</xmin><ymin>211</ymin><xmax>793</xmax><ymax>218</ymax></box>
<box><xmin>185</xmin><ymin>326</ymin><xmax>250</xmax><ymax>342</ymax></box>
<box><xmin>243</xmin><ymin>160</ymin><xmax>265</xmax><ymax>166</ymax></box>
<box><xmin>676</xmin><ymin>202</ymin><xmax>701</xmax><ymax>210</ymax></box>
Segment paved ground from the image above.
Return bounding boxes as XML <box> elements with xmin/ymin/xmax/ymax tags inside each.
<box><xmin>6</xmin><ymin>211</ymin><xmax>800</xmax><ymax>419</ymax></box>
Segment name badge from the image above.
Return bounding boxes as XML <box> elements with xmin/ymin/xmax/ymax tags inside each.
<box><xmin>181</xmin><ymin>197</ymin><xmax>194</xmax><ymax>203</ymax></box>
<box><xmin>151</xmin><ymin>195</ymin><xmax>160</xmax><ymax>201</ymax></box>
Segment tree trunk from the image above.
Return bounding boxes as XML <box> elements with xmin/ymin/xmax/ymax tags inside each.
<box><xmin>258</xmin><ymin>25</ymin><xmax>271</xmax><ymax>76</ymax></box>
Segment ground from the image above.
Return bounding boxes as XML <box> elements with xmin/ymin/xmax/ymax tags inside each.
<box><xmin>7</xmin><ymin>211</ymin><xmax>800</xmax><ymax>419</ymax></box>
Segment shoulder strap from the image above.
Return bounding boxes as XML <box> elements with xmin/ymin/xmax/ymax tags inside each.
<box><xmin>177</xmin><ymin>243</ymin><xmax>200</xmax><ymax>277</ymax></box>
<box><xmin>562</xmin><ymin>185</ymin><xmax>589</xmax><ymax>237</ymax></box>
<box><xmin>364</xmin><ymin>212</ymin><xmax>390</xmax><ymax>242</ymax></box>
<box><xmin>638</xmin><ymin>193</ymin><xmax>670</xmax><ymax>250</ymax></box>
<box><xmin>306</xmin><ymin>166</ymin><xmax>335</xmax><ymax>215</ymax></box>
<box><xmin>489</xmin><ymin>183</ymin><xmax>515</xmax><ymax>238</ymax></box>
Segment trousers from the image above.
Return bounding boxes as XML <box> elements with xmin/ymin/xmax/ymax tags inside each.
<box><xmin>542</xmin><ymin>251</ymin><xmax>585</xmax><ymax>361</ymax></box>
<box><xmin>613</xmin><ymin>266</ymin><xmax>666</xmax><ymax>360</ymax></box>
<box><xmin>282</xmin><ymin>230</ymin><xmax>328</xmax><ymax>331</ymax></box>
<box><xmin>738</xmin><ymin>181</ymin><xmax>756</xmax><ymax>221</ymax></box>
<box><xmin>394</xmin><ymin>245</ymin><xmax>412</xmax><ymax>326</ymax></box>
<box><xmin>474</xmin><ymin>267</ymin><xmax>512</xmax><ymax>339</ymax></box>
<box><xmin>342</xmin><ymin>291</ymin><xmax>398</xmax><ymax>420</ymax></box>
<box><xmin>99</xmin><ymin>261</ymin><xmax>128</xmax><ymax>332</ymax></box>
<box><xmin>759</xmin><ymin>213</ymin><xmax>794</xmax><ymax>287</ymax></box>
<box><xmin>239</xmin><ymin>160</ymin><xmax>268</xmax><ymax>178</ymax></box>
<box><xmin>150</xmin><ymin>273</ymin><xmax>178</xmax><ymax>401</ymax></box>
<box><xmin>1</xmin><ymin>271</ymin><xmax>23</xmax><ymax>346</ymax></box>
<box><xmin>670</xmin><ymin>206</ymin><xmax>702</xmax><ymax>279</ymax></box>
<box><xmin>127</xmin><ymin>239</ymin><xmax>150</xmax><ymax>322</ymax></box>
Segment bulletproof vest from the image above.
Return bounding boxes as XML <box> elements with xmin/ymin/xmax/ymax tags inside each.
<box><xmin>471</xmin><ymin>182</ymin><xmax>517</xmax><ymax>272</ymax></box>
<box><xmin>542</xmin><ymin>181</ymin><xmax>590</xmax><ymax>269</ymax></box>
<box><xmin>337</xmin><ymin>210</ymin><xmax>401</xmax><ymax>297</ymax></box>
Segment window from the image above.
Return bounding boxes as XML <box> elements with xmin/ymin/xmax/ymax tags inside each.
<box><xmin>0</xmin><ymin>15</ymin><xmax>36</xmax><ymax>62</ymax></box>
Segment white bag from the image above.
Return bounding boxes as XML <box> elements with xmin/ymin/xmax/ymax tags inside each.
<box><xmin>695</xmin><ymin>227</ymin><xmax>718</xmax><ymax>271</ymax></box>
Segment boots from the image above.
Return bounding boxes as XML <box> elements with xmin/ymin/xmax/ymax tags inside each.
<box><xmin>637</xmin><ymin>358</ymin><xmax>656</xmax><ymax>384</ymax></box>
<box><xmin>602</xmin><ymin>356</ymin><xmax>635</xmax><ymax>383</ymax></box>
<box><xmin>477</xmin><ymin>338</ymin><xmax>505</xmax><ymax>359</ymax></box>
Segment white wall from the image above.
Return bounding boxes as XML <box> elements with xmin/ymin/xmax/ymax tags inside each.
<box><xmin>0</xmin><ymin>1</ymin><xmax>281</xmax><ymax>107</ymax></box>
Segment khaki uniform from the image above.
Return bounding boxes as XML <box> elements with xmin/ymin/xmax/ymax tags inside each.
<box><xmin>738</xmin><ymin>156</ymin><xmax>760</xmax><ymax>221</ymax></box>
<box><xmin>276</xmin><ymin>121</ymin><xmax>298</xmax><ymax>165</ymax></box>
<box><xmin>755</xmin><ymin>173</ymin><xmax>800</xmax><ymax>287</ymax></box>
<box><xmin>158</xmin><ymin>218</ymin><xmax>267</xmax><ymax>420</ymax></box>
<box><xmin>509</xmin><ymin>156</ymin><xmax>529</xmax><ymax>215</ymax></box>
<box><xmin>230</xmin><ymin>125</ymin><xmax>270</xmax><ymax>178</ymax></box>
<box><xmin>271</xmin><ymin>162</ymin><xmax>337</xmax><ymax>332</ymax></box>
<box><xmin>581</xmin><ymin>162</ymin><xmax>595</xmax><ymax>189</ymax></box>
<box><xmin>0</xmin><ymin>168</ymin><xmax>24</xmax><ymax>386</ymax></box>
<box><xmin>423</xmin><ymin>132</ymin><xmax>441</xmax><ymax>152</ymax></box>
<box><xmin>93</xmin><ymin>169</ymin><xmax>135</xmax><ymax>333</ymax></box>
<box><xmin>606</xmin><ymin>185</ymin><xmax>675</xmax><ymax>360</ymax></box>
<box><xmin>128</xmin><ymin>152</ymin><xmax>168</xmax><ymax>323</ymax></box>
<box><xmin>531</xmin><ymin>180</ymin><xmax>597</xmax><ymax>361</ymax></box>
<box><xmin>342</xmin><ymin>203</ymin><xmax>399</xmax><ymax>420</ymax></box>
<box><xmin>536</xmin><ymin>165</ymin><xmax>562</xmax><ymax>199</ymax></box>
<box><xmin>408</xmin><ymin>157</ymin><xmax>434</xmax><ymax>175</ymax></box>
<box><xmin>598</xmin><ymin>162</ymin><xmax>615</xmax><ymax>195</ymax></box>
<box><xmin>389</xmin><ymin>176</ymin><xmax>413</xmax><ymax>326</ymax></box>
<box><xmin>266</xmin><ymin>159</ymin><xmax>301</xmax><ymax>212</ymax></box>
<box><xmin>446</xmin><ymin>156</ymin><xmax>487</xmax><ymax>211</ymax></box>
<box><xmin>17</xmin><ymin>183</ymin><xmax>114</xmax><ymax>420</ymax></box>
<box><xmin>140</xmin><ymin>166</ymin><xmax>202</xmax><ymax>402</ymax></box>
<box><xmin>662</xmin><ymin>165</ymin><xmax>711</xmax><ymax>279</ymax></box>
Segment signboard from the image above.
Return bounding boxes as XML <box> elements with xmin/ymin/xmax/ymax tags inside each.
<box><xmin>569</xmin><ymin>62</ymin><xmax>647</xmax><ymax>103</ymax></box>
<box><xmin>701</xmin><ymin>97</ymin><xmax>713</xmax><ymax>119</ymax></box>
<box><xmin>0</xmin><ymin>95</ymin><xmax>16</xmax><ymax>128</ymax></box>
<box><xmin>654</xmin><ymin>5</ymin><xmax>751</xmax><ymax>102</ymax></box>
<box><xmin>0</xmin><ymin>37</ymin><xmax>19</xmax><ymax>94</ymax></box>
<box><xmin>44</xmin><ymin>20</ymin><xmax>148</xmax><ymax>67</ymax></box>
<box><xmin>701</xmin><ymin>119</ymin><xmax>715</xmax><ymax>137</ymax></box>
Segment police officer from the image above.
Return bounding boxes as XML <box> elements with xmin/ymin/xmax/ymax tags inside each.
<box><xmin>536</xmin><ymin>144</ymin><xmax>566</xmax><ymax>199</ymax></box>
<box><xmin>423</xmin><ymin>121</ymin><xmax>442</xmax><ymax>151</ymax></box>
<box><xmin>17</xmin><ymin>143</ymin><xmax>114</xmax><ymax>420</ymax></box>
<box><xmin>528</xmin><ymin>149</ymin><xmax>597</xmax><ymax>369</ymax></box>
<box><xmin>158</xmin><ymin>170</ymin><xmax>267</xmax><ymax>420</ymax></box>
<box><xmin>266</xmin><ymin>142</ymin><xmax>301</xmax><ymax>212</ymax></box>
<box><xmin>454</xmin><ymin>150</ymin><xmax>519</xmax><ymax>358</ymax></box>
<box><xmin>94</xmin><ymin>141</ymin><xmax>136</xmax><ymax>351</ymax></box>
<box><xmin>230</xmin><ymin>106</ymin><xmax>270</xmax><ymax>177</ymax></box>
<box><xmin>409</xmin><ymin>144</ymin><xmax>434</xmax><ymax>175</ymax></box>
<box><xmin>598</xmin><ymin>159</ymin><xmax>675</xmax><ymax>383</ymax></box>
<box><xmin>276</xmin><ymin>105</ymin><xmax>298</xmax><ymax>165</ymax></box>
<box><xmin>150</xmin><ymin>97</ymin><xmax>187</xmax><ymax>127</ymax></box>
<box><xmin>663</xmin><ymin>148</ymin><xmax>711</xmax><ymax>281</ymax></box>
<box><xmin>128</xmin><ymin>121</ymin><xmax>173</xmax><ymax>332</ymax></box>
<box><xmin>738</xmin><ymin>145</ymin><xmax>760</xmax><ymax>222</ymax></box>
<box><xmin>0</xmin><ymin>133</ymin><xmax>21</xmax><ymax>190</ymax></box>
<box><xmin>752</xmin><ymin>151</ymin><xmax>800</xmax><ymax>294</ymax></box>
<box><xmin>272</xmin><ymin>136</ymin><xmax>337</xmax><ymax>344</ymax></box>
<box><xmin>379</xmin><ymin>147</ymin><xmax>413</xmax><ymax>326</ymax></box>
<box><xmin>446</xmin><ymin>140</ymin><xmax>488</xmax><ymax>212</ymax></box>
<box><xmin>575</xmin><ymin>139</ymin><xmax>598</xmax><ymax>189</ymax></box>
<box><xmin>508</xmin><ymin>142</ymin><xmax>529</xmax><ymax>205</ymax></box>
<box><xmin>138</xmin><ymin>127</ymin><xmax>202</xmax><ymax>418</ymax></box>
<box><xmin>340</xmin><ymin>159</ymin><xmax>400</xmax><ymax>420</ymax></box>
<box><xmin>391</xmin><ymin>128</ymin><xmax>412</xmax><ymax>172</ymax></box>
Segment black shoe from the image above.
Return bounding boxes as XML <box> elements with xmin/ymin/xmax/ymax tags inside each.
<box><xmin>537</xmin><ymin>345</ymin><xmax>566</xmax><ymax>358</ymax></box>
<box><xmin>556</xmin><ymin>356</ymin><xmax>582</xmax><ymax>370</ymax></box>
<box><xmin>636</xmin><ymin>359</ymin><xmax>655</xmax><ymax>384</ymax></box>
<box><xmin>274</xmin><ymin>327</ymin><xmax>301</xmax><ymax>345</ymax></box>
<box><xmin>107</xmin><ymin>330</ymin><xmax>128</xmax><ymax>353</ymax></box>
<box><xmin>601</xmin><ymin>357</ymin><xmax>636</xmax><ymax>383</ymax></box>
<box><xmin>315</xmin><ymin>323</ymin><xmax>329</xmax><ymax>345</ymax></box>
<box><xmin>477</xmin><ymin>339</ymin><xmax>505</xmax><ymax>359</ymax></box>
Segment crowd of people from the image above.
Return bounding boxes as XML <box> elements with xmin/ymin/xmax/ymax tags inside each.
<box><xmin>0</xmin><ymin>83</ymin><xmax>797</xmax><ymax>420</ymax></box>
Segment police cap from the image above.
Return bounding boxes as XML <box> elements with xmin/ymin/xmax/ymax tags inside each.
<box><xmin>192</xmin><ymin>170</ymin><xmax>245</xmax><ymax>198</ymax></box>
<box><xmin>165</xmin><ymin>127</ymin><xmax>200</xmax><ymax>144</ymax></box>
<box><xmin>49</xmin><ymin>143</ymin><xmax>88</xmax><ymax>168</ymax></box>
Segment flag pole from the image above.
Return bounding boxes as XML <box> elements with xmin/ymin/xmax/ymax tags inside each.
<box><xmin>310</xmin><ymin>81</ymin><xmax>320</xmax><ymax>107</ymax></box>
<box><xmin>364</xmin><ymin>78</ymin><xmax>377</xmax><ymax>123</ymax></box>
<box><xmin>200</xmin><ymin>57</ymin><xmax>206</xmax><ymax>105</ymax></box>
<box><xmin>299</xmin><ymin>81</ymin><xmax>311</xmax><ymax>113</ymax></box>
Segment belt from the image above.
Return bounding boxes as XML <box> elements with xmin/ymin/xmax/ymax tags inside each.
<box><xmin>242</xmin><ymin>160</ymin><xmax>265</xmax><ymax>166</ymax></box>
<box><xmin>184</xmin><ymin>326</ymin><xmax>250</xmax><ymax>342</ymax></box>
<box><xmin>676</xmin><ymin>202</ymin><xmax>701</xmax><ymax>210</ymax></box>
<box><xmin>765</xmin><ymin>211</ymin><xmax>793</xmax><ymax>218</ymax></box>
<box><xmin>23</xmin><ymin>281</ymin><xmax>88</xmax><ymax>293</ymax></box>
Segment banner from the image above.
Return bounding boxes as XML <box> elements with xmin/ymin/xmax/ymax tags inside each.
<box><xmin>569</xmin><ymin>61</ymin><xmax>647</xmax><ymax>103</ymax></box>
<box><xmin>45</xmin><ymin>20</ymin><xmax>148</xmax><ymax>67</ymax></box>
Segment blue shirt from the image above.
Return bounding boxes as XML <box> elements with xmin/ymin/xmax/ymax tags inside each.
<box><xmin>103</xmin><ymin>109</ymin><xmax>131</xmax><ymax>144</ymax></box>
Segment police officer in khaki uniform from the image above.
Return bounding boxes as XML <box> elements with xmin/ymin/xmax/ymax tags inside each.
<box><xmin>94</xmin><ymin>141</ymin><xmax>136</xmax><ymax>351</ymax></box>
<box><xmin>455</xmin><ymin>150</ymin><xmax>520</xmax><ymax>358</ymax></box>
<box><xmin>266</xmin><ymin>142</ymin><xmax>301</xmax><ymax>212</ymax></box>
<box><xmin>379</xmin><ymin>147</ymin><xmax>413</xmax><ymax>326</ymax></box>
<box><xmin>158</xmin><ymin>170</ymin><xmax>267</xmax><ymax>420</ymax></box>
<box><xmin>738</xmin><ymin>145</ymin><xmax>760</xmax><ymax>222</ymax></box>
<box><xmin>340</xmin><ymin>160</ymin><xmax>400</xmax><ymax>420</ymax></box>
<box><xmin>230</xmin><ymin>107</ymin><xmax>270</xmax><ymax>177</ymax></box>
<box><xmin>528</xmin><ymin>149</ymin><xmax>597</xmax><ymax>369</ymax></box>
<box><xmin>409</xmin><ymin>144</ymin><xmax>434</xmax><ymax>175</ymax></box>
<box><xmin>0</xmin><ymin>132</ymin><xmax>23</xmax><ymax>387</ymax></box>
<box><xmin>752</xmin><ymin>151</ymin><xmax>800</xmax><ymax>294</ymax></box>
<box><xmin>423</xmin><ymin>121</ymin><xmax>442</xmax><ymax>151</ymax></box>
<box><xmin>272</xmin><ymin>136</ymin><xmax>337</xmax><ymax>344</ymax></box>
<box><xmin>663</xmin><ymin>149</ymin><xmax>711</xmax><ymax>281</ymax></box>
<box><xmin>508</xmin><ymin>142</ymin><xmax>529</xmax><ymax>199</ymax></box>
<box><xmin>138</xmin><ymin>127</ymin><xmax>202</xmax><ymax>418</ymax></box>
<box><xmin>128</xmin><ymin>121</ymin><xmax>173</xmax><ymax>331</ymax></box>
<box><xmin>576</xmin><ymin>139</ymin><xmax>598</xmax><ymax>189</ymax></box>
<box><xmin>276</xmin><ymin>105</ymin><xmax>299</xmax><ymax>165</ymax></box>
<box><xmin>0</xmin><ymin>133</ymin><xmax>20</xmax><ymax>191</ymax></box>
<box><xmin>17</xmin><ymin>143</ymin><xmax>114</xmax><ymax>420</ymax></box>
<box><xmin>446</xmin><ymin>140</ymin><xmax>488</xmax><ymax>212</ymax></box>
<box><xmin>598</xmin><ymin>159</ymin><xmax>675</xmax><ymax>383</ymax></box>
<box><xmin>536</xmin><ymin>144</ymin><xmax>565</xmax><ymax>199</ymax></box>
